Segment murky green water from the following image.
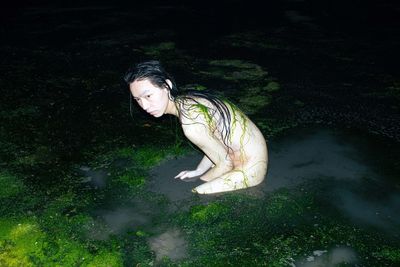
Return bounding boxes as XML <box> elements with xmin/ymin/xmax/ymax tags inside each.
<box><xmin>75</xmin><ymin>126</ymin><xmax>399</xmax><ymax>265</ymax></box>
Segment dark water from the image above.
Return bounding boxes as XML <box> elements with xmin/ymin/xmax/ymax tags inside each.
<box><xmin>265</xmin><ymin>127</ymin><xmax>400</xmax><ymax>236</ymax></box>
<box><xmin>77</xmin><ymin>125</ymin><xmax>400</xmax><ymax>263</ymax></box>
<box><xmin>141</xmin><ymin>126</ymin><xmax>400</xmax><ymax>262</ymax></box>
<box><xmin>150</xmin><ymin>127</ymin><xmax>399</xmax><ymax>217</ymax></box>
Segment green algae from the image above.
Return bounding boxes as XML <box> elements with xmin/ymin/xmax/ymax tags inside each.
<box><xmin>0</xmin><ymin>192</ymin><xmax>124</xmax><ymax>266</ymax></box>
<box><xmin>0</xmin><ymin>106</ymin><xmax>40</xmax><ymax>120</ymax></box>
<box><xmin>238</xmin><ymin>94</ymin><xmax>272</xmax><ymax>114</ymax></box>
<box><xmin>117</xmin><ymin>170</ymin><xmax>146</xmax><ymax>189</ymax></box>
<box><xmin>0</xmin><ymin>95</ymin><xmax>397</xmax><ymax>267</ymax></box>
<box><xmin>131</xmin><ymin>144</ymin><xmax>188</xmax><ymax>167</ymax></box>
<box><xmin>294</xmin><ymin>99</ymin><xmax>305</xmax><ymax>107</ymax></box>
<box><xmin>0</xmin><ymin>172</ymin><xmax>24</xmax><ymax>198</ymax></box>
<box><xmin>38</xmin><ymin>193</ymin><xmax>98</xmax><ymax>242</ymax></box>
<box><xmin>190</xmin><ymin>202</ymin><xmax>229</xmax><ymax>223</ymax></box>
<box><xmin>387</xmin><ymin>81</ymin><xmax>400</xmax><ymax>100</ymax></box>
<box><xmin>0</xmin><ymin>11</ymin><xmax>398</xmax><ymax>267</ymax></box>
<box><xmin>86</xmin><ymin>249</ymin><xmax>123</xmax><ymax>267</ymax></box>
<box><xmin>236</xmin><ymin>84</ymin><xmax>279</xmax><ymax>114</ymax></box>
<box><xmin>93</xmin><ymin>143</ymin><xmax>189</xmax><ymax>172</ymax></box>
<box><xmin>256</xmin><ymin>118</ymin><xmax>299</xmax><ymax>138</ymax></box>
<box><xmin>174</xmin><ymin>193</ymin><xmax>304</xmax><ymax>265</ymax></box>
<box><xmin>1</xmin><ymin>67</ymin><xmax>394</xmax><ymax>267</ymax></box>
<box><xmin>373</xmin><ymin>246</ymin><xmax>400</xmax><ymax>263</ymax></box>
<box><xmin>171</xmin><ymin>189</ymin><xmax>400</xmax><ymax>266</ymax></box>
<box><xmin>0</xmin><ymin>217</ymin><xmax>122</xmax><ymax>267</ymax></box>
<box><xmin>225</xmin><ymin>101</ymin><xmax>249</xmax><ymax>164</ymax></box>
<box><xmin>265</xmin><ymin>81</ymin><xmax>280</xmax><ymax>92</ymax></box>
<box><xmin>180</xmin><ymin>83</ymin><xmax>207</xmax><ymax>91</ymax></box>
<box><xmin>265</xmin><ymin>190</ymin><xmax>308</xmax><ymax>219</ymax></box>
<box><xmin>227</xmin><ymin>100</ymin><xmax>239</xmax><ymax>144</ymax></box>
<box><xmin>131</xmin><ymin>146</ymin><xmax>168</xmax><ymax>169</ymax></box>
<box><xmin>199</xmin><ymin>59</ymin><xmax>268</xmax><ymax>82</ymax></box>
<box><xmin>193</xmin><ymin>103</ymin><xmax>214</xmax><ymax>128</ymax></box>
<box><xmin>362</xmin><ymin>79</ymin><xmax>400</xmax><ymax>103</ymax></box>
<box><xmin>142</xmin><ymin>42</ymin><xmax>176</xmax><ymax>57</ymax></box>
<box><xmin>15</xmin><ymin>145</ymin><xmax>54</xmax><ymax>167</ymax></box>
<box><xmin>0</xmin><ymin>218</ymin><xmax>44</xmax><ymax>267</ymax></box>
<box><xmin>216</xmin><ymin>32</ymin><xmax>296</xmax><ymax>51</ymax></box>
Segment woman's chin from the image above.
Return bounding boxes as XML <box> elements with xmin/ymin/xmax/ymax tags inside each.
<box><xmin>152</xmin><ymin>112</ymin><xmax>163</xmax><ymax>118</ymax></box>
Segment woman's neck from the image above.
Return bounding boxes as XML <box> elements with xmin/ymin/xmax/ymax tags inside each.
<box><xmin>165</xmin><ymin>98</ymin><xmax>179</xmax><ymax>117</ymax></box>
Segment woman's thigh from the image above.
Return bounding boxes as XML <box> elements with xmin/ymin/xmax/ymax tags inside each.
<box><xmin>193</xmin><ymin>160</ymin><xmax>266</xmax><ymax>194</ymax></box>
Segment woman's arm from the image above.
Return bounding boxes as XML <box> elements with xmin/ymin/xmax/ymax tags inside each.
<box><xmin>177</xmin><ymin>98</ymin><xmax>234</xmax><ymax>181</ymax></box>
<box><xmin>199</xmin><ymin>159</ymin><xmax>233</xmax><ymax>182</ymax></box>
<box><xmin>196</xmin><ymin>155</ymin><xmax>215</xmax><ymax>175</ymax></box>
<box><xmin>174</xmin><ymin>155</ymin><xmax>214</xmax><ymax>180</ymax></box>
<box><xmin>181</xmin><ymin>123</ymin><xmax>233</xmax><ymax>182</ymax></box>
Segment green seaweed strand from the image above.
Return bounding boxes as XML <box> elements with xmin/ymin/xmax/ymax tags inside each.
<box><xmin>225</xmin><ymin>100</ymin><xmax>248</xmax><ymax>163</ymax></box>
<box><xmin>194</xmin><ymin>103</ymin><xmax>214</xmax><ymax>129</ymax></box>
<box><xmin>222</xmin><ymin>169</ymin><xmax>250</xmax><ymax>189</ymax></box>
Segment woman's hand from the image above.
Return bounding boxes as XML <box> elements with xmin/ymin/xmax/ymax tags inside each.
<box><xmin>175</xmin><ymin>155</ymin><xmax>214</xmax><ymax>180</ymax></box>
<box><xmin>174</xmin><ymin>170</ymin><xmax>201</xmax><ymax>180</ymax></box>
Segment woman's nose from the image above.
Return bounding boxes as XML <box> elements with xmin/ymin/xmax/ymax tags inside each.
<box><xmin>141</xmin><ymin>99</ymin><xmax>150</xmax><ymax>110</ymax></box>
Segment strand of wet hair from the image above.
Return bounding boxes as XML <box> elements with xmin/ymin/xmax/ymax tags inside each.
<box><xmin>174</xmin><ymin>90</ymin><xmax>234</xmax><ymax>154</ymax></box>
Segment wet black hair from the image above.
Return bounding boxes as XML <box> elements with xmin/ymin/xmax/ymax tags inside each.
<box><xmin>124</xmin><ymin>60</ymin><xmax>178</xmax><ymax>98</ymax></box>
<box><xmin>124</xmin><ymin>60</ymin><xmax>236</xmax><ymax>153</ymax></box>
<box><xmin>174</xmin><ymin>91</ymin><xmax>234</xmax><ymax>154</ymax></box>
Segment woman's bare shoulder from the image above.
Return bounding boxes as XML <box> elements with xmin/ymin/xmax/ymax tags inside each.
<box><xmin>177</xmin><ymin>96</ymin><xmax>214</xmax><ymax>125</ymax></box>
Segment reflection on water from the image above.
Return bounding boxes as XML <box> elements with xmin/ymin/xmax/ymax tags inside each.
<box><xmin>78</xmin><ymin>166</ymin><xmax>109</xmax><ymax>189</ymax></box>
<box><xmin>99</xmin><ymin>207</ymin><xmax>148</xmax><ymax>233</ymax></box>
<box><xmin>294</xmin><ymin>247</ymin><xmax>358</xmax><ymax>267</ymax></box>
<box><xmin>333</xmin><ymin>188</ymin><xmax>400</xmax><ymax>233</ymax></box>
<box><xmin>148</xmin><ymin>153</ymin><xmax>204</xmax><ymax>202</ymax></box>
<box><xmin>266</xmin><ymin>128</ymin><xmax>374</xmax><ymax>191</ymax></box>
<box><xmin>265</xmin><ymin>127</ymin><xmax>400</xmax><ymax>234</ymax></box>
<box><xmin>87</xmin><ymin>206</ymin><xmax>150</xmax><ymax>241</ymax></box>
<box><xmin>148</xmin><ymin>228</ymin><xmax>188</xmax><ymax>262</ymax></box>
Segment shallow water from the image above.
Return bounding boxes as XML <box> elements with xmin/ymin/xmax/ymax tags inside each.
<box><xmin>294</xmin><ymin>247</ymin><xmax>358</xmax><ymax>267</ymax></box>
<box><xmin>148</xmin><ymin>228</ymin><xmax>188</xmax><ymax>262</ymax></box>
<box><xmin>150</xmin><ymin>126</ymin><xmax>400</xmax><ymax>235</ymax></box>
<box><xmin>266</xmin><ymin>126</ymin><xmax>400</xmax><ymax>235</ymax></box>
<box><xmin>79</xmin><ymin>125</ymin><xmax>399</xmax><ymax>262</ymax></box>
<box><xmin>148</xmin><ymin>153</ymin><xmax>204</xmax><ymax>202</ymax></box>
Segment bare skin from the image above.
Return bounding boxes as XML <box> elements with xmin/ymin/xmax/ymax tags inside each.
<box><xmin>130</xmin><ymin>78</ymin><xmax>268</xmax><ymax>194</ymax></box>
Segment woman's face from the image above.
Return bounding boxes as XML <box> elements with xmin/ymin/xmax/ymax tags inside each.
<box><xmin>130</xmin><ymin>79</ymin><xmax>170</xmax><ymax>118</ymax></box>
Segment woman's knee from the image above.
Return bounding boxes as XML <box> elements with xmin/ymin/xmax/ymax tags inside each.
<box><xmin>193</xmin><ymin>168</ymin><xmax>263</xmax><ymax>194</ymax></box>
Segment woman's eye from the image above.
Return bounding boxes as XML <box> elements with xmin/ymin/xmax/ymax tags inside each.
<box><xmin>146</xmin><ymin>94</ymin><xmax>152</xmax><ymax>98</ymax></box>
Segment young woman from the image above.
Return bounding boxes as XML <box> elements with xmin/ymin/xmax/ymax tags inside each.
<box><xmin>124</xmin><ymin>60</ymin><xmax>268</xmax><ymax>194</ymax></box>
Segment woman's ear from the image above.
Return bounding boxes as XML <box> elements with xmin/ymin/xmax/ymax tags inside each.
<box><xmin>165</xmin><ymin>79</ymin><xmax>174</xmax><ymax>100</ymax></box>
<box><xmin>165</xmin><ymin>79</ymin><xmax>173</xmax><ymax>90</ymax></box>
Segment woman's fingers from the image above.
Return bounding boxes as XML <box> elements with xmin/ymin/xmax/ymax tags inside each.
<box><xmin>175</xmin><ymin>170</ymin><xmax>188</xmax><ymax>179</ymax></box>
<box><xmin>175</xmin><ymin>170</ymin><xmax>198</xmax><ymax>179</ymax></box>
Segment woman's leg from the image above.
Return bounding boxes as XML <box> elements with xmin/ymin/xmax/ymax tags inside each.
<box><xmin>193</xmin><ymin>161</ymin><xmax>267</xmax><ymax>194</ymax></box>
